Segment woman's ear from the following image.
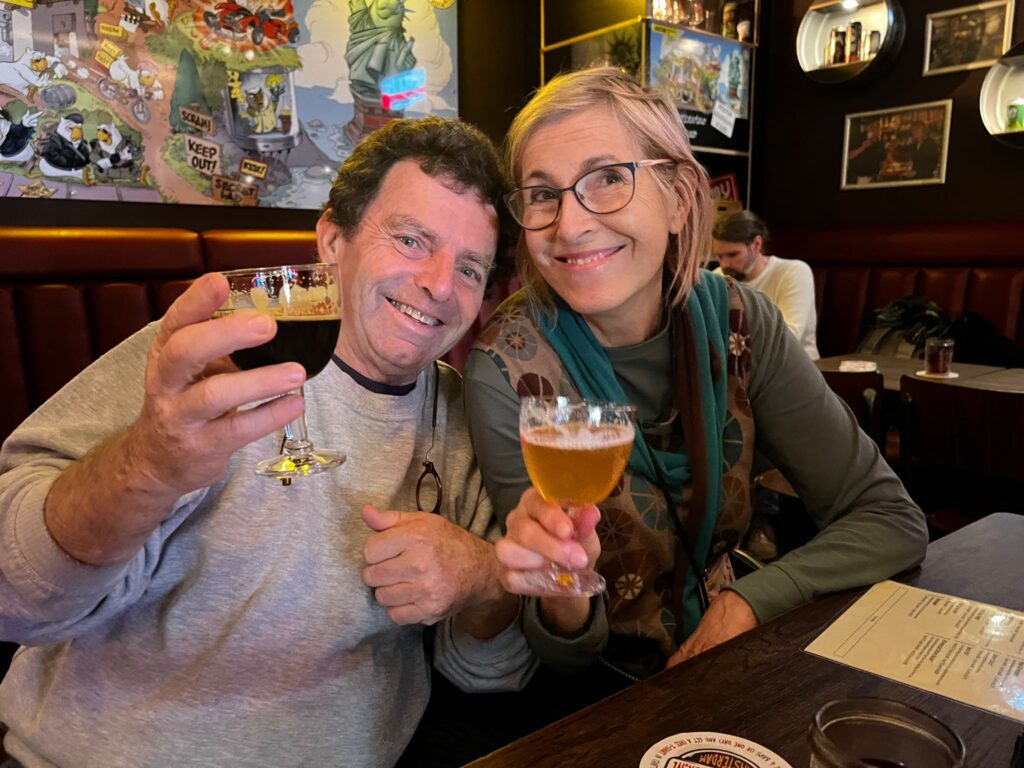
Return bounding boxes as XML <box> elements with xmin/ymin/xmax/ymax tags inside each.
<box><xmin>315</xmin><ymin>209</ymin><xmax>345</xmax><ymax>265</ymax></box>
<box><xmin>666</xmin><ymin>185</ymin><xmax>687</xmax><ymax>236</ymax></box>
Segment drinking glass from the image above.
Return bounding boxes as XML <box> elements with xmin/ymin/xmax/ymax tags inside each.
<box><xmin>809</xmin><ymin>698</ymin><xmax>966</xmax><ymax>768</ymax></box>
<box><xmin>924</xmin><ymin>337</ymin><xmax>955</xmax><ymax>376</ymax></box>
<box><xmin>519</xmin><ymin>397</ymin><xmax>636</xmax><ymax>597</ymax></box>
<box><xmin>216</xmin><ymin>263</ymin><xmax>345</xmax><ymax>479</ymax></box>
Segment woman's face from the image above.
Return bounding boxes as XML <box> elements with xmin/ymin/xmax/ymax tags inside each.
<box><xmin>519</xmin><ymin>106</ymin><xmax>684</xmax><ymax>345</ymax></box>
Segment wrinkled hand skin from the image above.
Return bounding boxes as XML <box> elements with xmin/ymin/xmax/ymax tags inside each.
<box><xmin>361</xmin><ymin>505</ymin><xmax>505</xmax><ymax>627</ymax></box>
<box><xmin>666</xmin><ymin>590</ymin><xmax>759</xmax><ymax>668</ymax></box>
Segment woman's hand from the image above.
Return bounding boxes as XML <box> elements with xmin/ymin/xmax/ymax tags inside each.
<box><xmin>666</xmin><ymin>590</ymin><xmax>758</xmax><ymax>668</ymax></box>
<box><xmin>494</xmin><ymin>488</ymin><xmax>602</xmax><ymax>636</ymax></box>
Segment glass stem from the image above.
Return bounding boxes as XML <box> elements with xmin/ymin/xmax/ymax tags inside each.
<box><xmin>281</xmin><ymin>387</ymin><xmax>312</xmax><ymax>455</ymax></box>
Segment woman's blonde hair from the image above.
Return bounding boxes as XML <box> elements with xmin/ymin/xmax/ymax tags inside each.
<box><xmin>504</xmin><ymin>67</ymin><xmax>713</xmax><ymax>310</ymax></box>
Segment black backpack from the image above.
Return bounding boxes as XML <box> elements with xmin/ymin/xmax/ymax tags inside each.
<box><xmin>857</xmin><ymin>296</ymin><xmax>952</xmax><ymax>358</ymax></box>
<box><xmin>947</xmin><ymin>312</ymin><xmax>1024</xmax><ymax>367</ymax></box>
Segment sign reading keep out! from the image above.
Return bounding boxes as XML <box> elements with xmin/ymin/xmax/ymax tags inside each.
<box><xmin>186</xmin><ymin>135</ymin><xmax>221</xmax><ymax>177</ymax></box>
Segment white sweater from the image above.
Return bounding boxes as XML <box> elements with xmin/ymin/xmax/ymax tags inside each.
<box><xmin>717</xmin><ymin>255</ymin><xmax>819</xmax><ymax>359</ymax></box>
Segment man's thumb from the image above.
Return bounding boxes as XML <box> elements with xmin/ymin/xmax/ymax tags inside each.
<box><xmin>361</xmin><ymin>504</ymin><xmax>401</xmax><ymax>532</ymax></box>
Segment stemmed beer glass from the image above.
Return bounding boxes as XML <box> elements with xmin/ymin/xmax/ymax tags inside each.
<box><xmin>216</xmin><ymin>263</ymin><xmax>345</xmax><ymax>480</ymax></box>
<box><xmin>519</xmin><ymin>397</ymin><xmax>636</xmax><ymax>596</ymax></box>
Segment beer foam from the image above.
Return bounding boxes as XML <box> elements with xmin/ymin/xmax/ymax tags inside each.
<box><xmin>219</xmin><ymin>283</ymin><xmax>338</xmax><ymax>318</ymax></box>
<box><xmin>522</xmin><ymin>423</ymin><xmax>634</xmax><ymax>449</ymax></box>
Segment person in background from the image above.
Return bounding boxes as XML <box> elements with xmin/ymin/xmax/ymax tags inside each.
<box><xmin>464</xmin><ymin>68</ymin><xmax>926</xmax><ymax>721</ymax></box>
<box><xmin>713</xmin><ymin>210</ymin><xmax>820</xmax><ymax>360</ymax></box>
<box><xmin>0</xmin><ymin>117</ymin><xmax>533</xmax><ymax>768</ymax></box>
<box><xmin>845</xmin><ymin>121</ymin><xmax>887</xmax><ymax>184</ymax></box>
<box><xmin>905</xmin><ymin>120</ymin><xmax>940</xmax><ymax>180</ymax></box>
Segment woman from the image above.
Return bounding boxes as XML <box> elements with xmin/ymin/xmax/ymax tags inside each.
<box><xmin>464</xmin><ymin>68</ymin><xmax>927</xmax><ymax>692</ymax></box>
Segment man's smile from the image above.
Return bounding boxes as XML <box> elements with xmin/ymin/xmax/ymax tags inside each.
<box><xmin>387</xmin><ymin>298</ymin><xmax>443</xmax><ymax>326</ymax></box>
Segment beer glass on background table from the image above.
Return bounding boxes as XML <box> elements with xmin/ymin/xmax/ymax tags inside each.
<box><xmin>519</xmin><ymin>397</ymin><xmax>636</xmax><ymax>597</ymax></box>
<box><xmin>216</xmin><ymin>263</ymin><xmax>345</xmax><ymax>480</ymax></box>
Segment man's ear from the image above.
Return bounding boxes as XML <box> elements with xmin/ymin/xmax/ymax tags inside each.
<box><xmin>751</xmin><ymin>234</ymin><xmax>763</xmax><ymax>255</ymax></box>
<box><xmin>316</xmin><ymin>209</ymin><xmax>346</xmax><ymax>265</ymax></box>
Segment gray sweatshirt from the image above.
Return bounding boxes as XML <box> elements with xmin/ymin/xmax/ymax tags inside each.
<box><xmin>0</xmin><ymin>325</ymin><xmax>534</xmax><ymax>768</ymax></box>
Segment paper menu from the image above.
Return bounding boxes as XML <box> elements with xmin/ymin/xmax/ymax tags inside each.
<box><xmin>805</xmin><ymin>580</ymin><xmax>1024</xmax><ymax>723</ymax></box>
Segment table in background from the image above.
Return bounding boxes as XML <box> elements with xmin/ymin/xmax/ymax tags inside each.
<box><xmin>816</xmin><ymin>353</ymin><xmax>1005</xmax><ymax>392</ymax></box>
<box><xmin>468</xmin><ymin>513</ymin><xmax>1024</xmax><ymax>768</ymax></box>
<box><xmin>955</xmin><ymin>368</ymin><xmax>1024</xmax><ymax>393</ymax></box>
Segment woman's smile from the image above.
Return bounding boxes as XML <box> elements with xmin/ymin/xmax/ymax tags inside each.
<box><xmin>551</xmin><ymin>245</ymin><xmax>623</xmax><ymax>268</ymax></box>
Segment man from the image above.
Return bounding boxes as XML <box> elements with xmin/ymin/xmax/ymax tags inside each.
<box><xmin>713</xmin><ymin>210</ymin><xmax>820</xmax><ymax>360</ymax></box>
<box><xmin>0</xmin><ymin>117</ymin><xmax>531</xmax><ymax>767</ymax></box>
<box><xmin>905</xmin><ymin>120</ymin><xmax>939</xmax><ymax>180</ymax></box>
<box><xmin>845</xmin><ymin>121</ymin><xmax>886</xmax><ymax>185</ymax></box>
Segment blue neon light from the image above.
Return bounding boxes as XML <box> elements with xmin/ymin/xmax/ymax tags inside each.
<box><xmin>381</xmin><ymin>68</ymin><xmax>427</xmax><ymax>96</ymax></box>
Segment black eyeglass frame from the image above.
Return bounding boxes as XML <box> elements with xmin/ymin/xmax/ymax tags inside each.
<box><xmin>415</xmin><ymin>362</ymin><xmax>444</xmax><ymax>514</ymax></box>
<box><xmin>503</xmin><ymin>159</ymin><xmax>675</xmax><ymax>232</ymax></box>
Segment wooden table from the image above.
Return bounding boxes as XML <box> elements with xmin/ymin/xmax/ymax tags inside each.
<box><xmin>816</xmin><ymin>353</ymin><xmax>1005</xmax><ymax>392</ymax></box>
<box><xmin>955</xmin><ymin>368</ymin><xmax>1024</xmax><ymax>393</ymax></box>
<box><xmin>468</xmin><ymin>513</ymin><xmax>1024</xmax><ymax>768</ymax></box>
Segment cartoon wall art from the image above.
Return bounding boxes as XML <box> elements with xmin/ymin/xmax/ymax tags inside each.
<box><xmin>648</xmin><ymin>23</ymin><xmax>751</xmax><ymax>153</ymax></box>
<box><xmin>0</xmin><ymin>0</ymin><xmax>458</xmax><ymax>206</ymax></box>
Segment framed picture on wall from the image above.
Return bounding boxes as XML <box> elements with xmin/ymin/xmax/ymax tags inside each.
<box><xmin>841</xmin><ymin>100</ymin><xmax>953</xmax><ymax>191</ymax></box>
<box><xmin>924</xmin><ymin>0</ymin><xmax>1015</xmax><ymax>76</ymax></box>
<box><xmin>0</xmin><ymin>0</ymin><xmax>459</xmax><ymax>209</ymax></box>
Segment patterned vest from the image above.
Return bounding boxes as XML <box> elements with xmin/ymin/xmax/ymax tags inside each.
<box><xmin>474</xmin><ymin>282</ymin><xmax>757</xmax><ymax>662</ymax></box>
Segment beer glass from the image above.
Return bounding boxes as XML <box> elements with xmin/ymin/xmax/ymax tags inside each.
<box><xmin>216</xmin><ymin>263</ymin><xmax>345</xmax><ymax>479</ymax></box>
<box><xmin>924</xmin><ymin>337</ymin><xmax>955</xmax><ymax>376</ymax></box>
<box><xmin>519</xmin><ymin>397</ymin><xmax>636</xmax><ymax>596</ymax></box>
<box><xmin>809</xmin><ymin>698</ymin><xmax>965</xmax><ymax>768</ymax></box>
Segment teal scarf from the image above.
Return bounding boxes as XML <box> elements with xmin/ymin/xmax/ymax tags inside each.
<box><xmin>534</xmin><ymin>270</ymin><xmax>731</xmax><ymax>635</ymax></box>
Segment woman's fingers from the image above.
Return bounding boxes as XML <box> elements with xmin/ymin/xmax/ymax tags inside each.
<box><xmin>506</xmin><ymin>512</ymin><xmax>588</xmax><ymax>569</ymax></box>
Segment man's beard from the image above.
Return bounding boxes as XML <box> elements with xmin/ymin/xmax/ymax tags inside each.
<box><xmin>722</xmin><ymin>267</ymin><xmax>749</xmax><ymax>281</ymax></box>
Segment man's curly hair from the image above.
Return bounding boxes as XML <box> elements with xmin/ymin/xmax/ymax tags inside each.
<box><xmin>324</xmin><ymin>117</ymin><xmax>514</xmax><ymax>285</ymax></box>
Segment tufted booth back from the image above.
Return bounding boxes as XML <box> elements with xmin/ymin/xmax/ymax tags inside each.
<box><xmin>0</xmin><ymin>226</ymin><xmax>517</xmax><ymax>447</ymax></box>
<box><xmin>0</xmin><ymin>227</ymin><xmax>316</xmax><ymax>444</ymax></box>
<box><xmin>770</xmin><ymin>221</ymin><xmax>1024</xmax><ymax>358</ymax></box>
<box><xmin>5</xmin><ymin>221</ymin><xmax>1022</xmax><ymax>446</ymax></box>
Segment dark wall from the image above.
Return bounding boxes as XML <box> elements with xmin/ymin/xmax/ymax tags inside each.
<box><xmin>0</xmin><ymin>0</ymin><xmax>538</xmax><ymax>231</ymax></box>
<box><xmin>758</xmin><ymin>1</ymin><xmax>1024</xmax><ymax>229</ymax></box>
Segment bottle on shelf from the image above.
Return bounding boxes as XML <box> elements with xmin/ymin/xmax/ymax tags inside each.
<box><xmin>846</xmin><ymin>22</ymin><xmax>862</xmax><ymax>63</ymax></box>
<box><xmin>827</xmin><ymin>26</ymin><xmax>847</xmax><ymax>65</ymax></box>
<box><xmin>722</xmin><ymin>1</ymin><xmax>738</xmax><ymax>38</ymax></box>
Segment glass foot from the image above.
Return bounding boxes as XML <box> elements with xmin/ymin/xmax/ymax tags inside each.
<box><xmin>520</xmin><ymin>563</ymin><xmax>607</xmax><ymax>597</ymax></box>
<box><xmin>255</xmin><ymin>450</ymin><xmax>346</xmax><ymax>479</ymax></box>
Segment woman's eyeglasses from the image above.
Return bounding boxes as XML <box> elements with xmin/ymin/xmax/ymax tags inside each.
<box><xmin>503</xmin><ymin>159</ymin><xmax>675</xmax><ymax>231</ymax></box>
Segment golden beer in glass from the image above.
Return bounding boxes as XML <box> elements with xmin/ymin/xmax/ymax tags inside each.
<box><xmin>519</xmin><ymin>397</ymin><xmax>636</xmax><ymax>596</ymax></box>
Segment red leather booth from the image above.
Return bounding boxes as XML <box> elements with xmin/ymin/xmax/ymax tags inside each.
<box><xmin>771</xmin><ymin>221</ymin><xmax>1024</xmax><ymax>358</ymax></box>
<box><xmin>3</xmin><ymin>221</ymin><xmax>1022</xmax><ymax>446</ymax></box>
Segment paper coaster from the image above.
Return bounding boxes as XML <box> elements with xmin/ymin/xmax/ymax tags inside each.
<box><xmin>915</xmin><ymin>370</ymin><xmax>960</xmax><ymax>379</ymax></box>
<box><xmin>640</xmin><ymin>731</ymin><xmax>793</xmax><ymax>768</ymax></box>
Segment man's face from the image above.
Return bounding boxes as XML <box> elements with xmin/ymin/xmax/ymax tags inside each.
<box><xmin>317</xmin><ymin>159</ymin><xmax>498</xmax><ymax>385</ymax></box>
<box><xmin>713</xmin><ymin>238</ymin><xmax>759</xmax><ymax>280</ymax></box>
<box><xmin>911</xmin><ymin>124</ymin><xmax>926</xmax><ymax>142</ymax></box>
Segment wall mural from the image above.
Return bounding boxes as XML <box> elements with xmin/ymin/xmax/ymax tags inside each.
<box><xmin>0</xmin><ymin>0</ymin><xmax>458</xmax><ymax>207</ymax></box>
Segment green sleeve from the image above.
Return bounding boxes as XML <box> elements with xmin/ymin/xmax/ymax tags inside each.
<box><xmin>464</xmin><ymin>348</ymin><xmax>610</xmax><ymax>672</ymax></box>
<box><xmin>463</xmin><ymin>348</ymin><xmax>530</xmax><ymax>528</ymax></box>
<box><xmin>727</xmin><ymin>287</ymin><xmax>929</xmax><ymax>622</ymax></box>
